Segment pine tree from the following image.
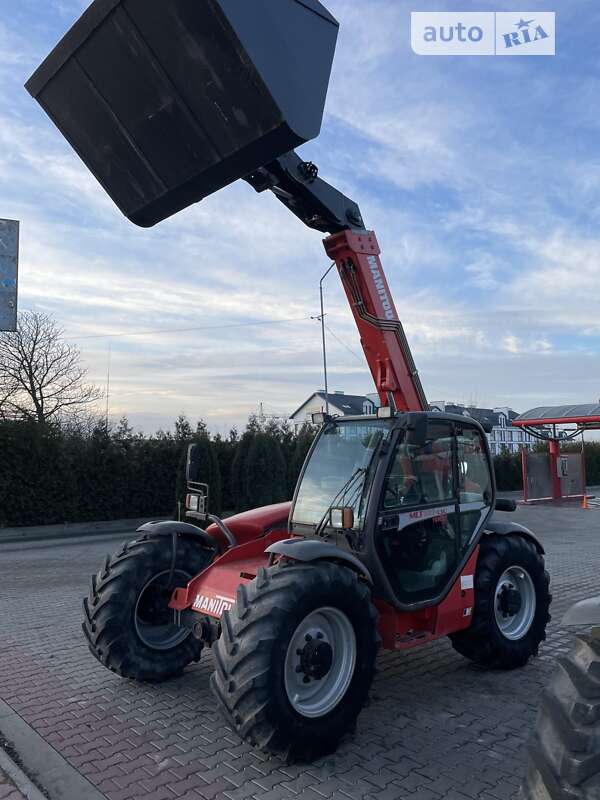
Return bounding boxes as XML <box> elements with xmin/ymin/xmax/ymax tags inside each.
<box><xmin>231</xmin><ymin>431</ymin><xmax>255</xmax><ymax>511</ymax></box>
<box><xmin>244</xmin><ymin>432</ymin><xmax>288</xmax><ymax>509</ymax></box>
<box><xmin>113</xmin><ymin>415</ymin><xmax>134</xmax><ymax>442</ymax></box>
<box><xmin>174</xmin><ymin>414</ymin><xmax>193</xmax><ymax>442</ymax></box>
<box><xmin>288</xmin><ymin>423</ymin><xmax>316</xmax><ymax>495</ymax></box>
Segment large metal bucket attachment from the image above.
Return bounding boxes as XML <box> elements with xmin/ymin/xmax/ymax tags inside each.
<box><xmin>26</xmin><ymin>0</ymin><xmax>339</xmax><ymax>227</ymax></box>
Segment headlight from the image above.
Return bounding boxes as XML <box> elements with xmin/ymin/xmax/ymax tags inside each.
<box><xmin>186</xmin><ymin>494</ymin><xmax>200</xmax><ymax>512</ymax></box>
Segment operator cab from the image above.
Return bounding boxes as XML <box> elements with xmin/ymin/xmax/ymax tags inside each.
<box><xmin>290</xmin><ymin>411</ymin><xmax>495</xmax><ymax>610</ymax></box>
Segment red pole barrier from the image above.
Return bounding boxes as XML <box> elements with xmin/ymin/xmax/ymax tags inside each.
<box><xmin>581</xmin><ymin>431</ymin><xmax>588</xmax><ymax>498</ymax></box>
<box><xmin>521</xmin><ymin>449</ymin><xmax>528</xmax><ymax>503</ymax></box>
<box><xmin>549</xmin><ymin>439</ymin><xmax>562</xmax><ymax>501</ymax></box>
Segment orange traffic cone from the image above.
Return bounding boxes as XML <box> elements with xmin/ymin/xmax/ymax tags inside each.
<box><xmin>582</xmin><ymin>495</ymin><xmax>590</xmax><ymax>510</ymax></box>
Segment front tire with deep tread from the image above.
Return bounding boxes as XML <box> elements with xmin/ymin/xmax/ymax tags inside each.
<box><xmin>450</xmin><ymin>534</ymin><xmax>551</xmax><ymax>669</ymax></box>
<box><xmin>522</xmin><ymin>635</ymin><xmax>600</xmax><ymax>799</ymax></box>
<box><xmin>82</xmin><ymin>535</ymin><xmax>214</xmax><ymax>682</ymax></box>
<box><xmin>211</xmin><ymin>562</ymin><xmax>380</xmax><ymax>761</ymax></box>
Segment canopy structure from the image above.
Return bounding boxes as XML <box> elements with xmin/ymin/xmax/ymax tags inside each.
<box><xmin>514</xmin><ymin>405</ymin><xmax>600</xmax><ymax>431</ymax></box>
<box><xmin>512</xmin><ymin>405</ymin><xmax>599</xmax><ymax>503</ymax></box>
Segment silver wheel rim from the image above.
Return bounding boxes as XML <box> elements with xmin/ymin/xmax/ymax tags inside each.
<box><xmin>134</xmin><ymin>570</ymin><xmax>191</xmax><ymax>651</ymax></box>
<box><xmin>284</xmin><ymin>606</ymin><xmax>356</xmax><ymax>719</ymax></box>
<box><xmin>494</xmin><ymin>566</ymin><xmax>536</xmax><ymax>641</ymax></box>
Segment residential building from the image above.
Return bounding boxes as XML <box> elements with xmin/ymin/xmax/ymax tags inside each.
<box><xmin>290</xmin><ymin>392</ymin><xmax>537</xmax><ymax>455</ymax></box>
<box><xmin>429</xmin><ymin>401</ymin><xmax>538</xmax><ymax>455</ymax></box>
<box><xmin>289</xmin><ymin>391</ymin><xmax>379</xmax><ymax>429</ymax></box>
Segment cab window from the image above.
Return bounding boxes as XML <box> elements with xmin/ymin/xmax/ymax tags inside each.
<box><xmin>457</xmin><ymin>428</ymin><xmax>492</xmax><ymax>504</ymax></box>
<box><xmin>383</xmin><ymin>422</ymin><xmax>455</xmax><ymax>509</ymax></box>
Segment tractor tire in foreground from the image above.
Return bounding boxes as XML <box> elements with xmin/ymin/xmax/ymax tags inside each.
<box><xmin>211</xmin><ymin>562</ymin><xmax>379</xmax><ymax>761</ymax></box>
<box><xmin>522</xmin><ymin>635</ymin><xmax>600</xmax><ymax>800</ymax></box>
<box><xmin>83</xmin><ymin>535</ymin><xmax>214</xmax><ymax>682</ymax></box>
<box><xmin>450</xmin><ymin>534</ymin><xmax>551</xmax><ymax>669</ymax></box>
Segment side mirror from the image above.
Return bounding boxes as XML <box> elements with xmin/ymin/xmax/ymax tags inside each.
<box><xmin>186</xmin><ymin>443</ymin><xmax>210</xmax><ymax>521</ymax></box>
<box><xmin>312</xmin><ymin>412</ymin><xmax>332</xmax><ymax>426</ymax></box>
<box><xmin>185</xmin><ymin>485</ymin><xmax>209</xmax><ymax>521</ymax></box>
<box><xmin>186</xmin><ymin>444</ymin><xmax>201</xmax><ymax>485</ymax></box>
<box><xmin>405</xmin><ymin>414</ymin><xmax>428</xmax><ymax>448</ymax></box>
<box><xmin>330</xmin><ymin>507</ymin><xmax>354</xmax><ymax>530</ymax></box>
<box><xmin>495</xmin><ymin>498</ymin><xmax>517</xmax><ymax>512</ymax></box>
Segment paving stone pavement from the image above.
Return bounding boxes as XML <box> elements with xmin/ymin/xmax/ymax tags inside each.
<box><xmin>1</xmin><ymin>504</ymin><xmax>599</xmax><ymax>800</ymax></box>
<box><xmin>0</xmin><ymin>769</ymin><xmax>26</xmax><ymax>800</ymax></box>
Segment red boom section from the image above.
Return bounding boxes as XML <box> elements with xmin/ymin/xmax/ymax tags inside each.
<box><xmin>324</xmin><ymin>230</ymin><xmax>427</xmax><ymax>413</ymax></box>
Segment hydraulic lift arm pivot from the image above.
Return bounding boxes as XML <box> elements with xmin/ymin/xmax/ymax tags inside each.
<box><xmin>245</xmin><ymin>152</ymin><xmax>427</xmax><ymax>413</ymax></box>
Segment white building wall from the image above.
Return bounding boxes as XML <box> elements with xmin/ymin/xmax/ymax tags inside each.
<box><xmin>431</xmin><ymin>401</ymin><xmax>537</xmax><ymax>456</ymax></box>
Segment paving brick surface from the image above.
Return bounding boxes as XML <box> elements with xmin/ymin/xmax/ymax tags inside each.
<box><xmin>1</xmin><ymin>504</ymin><xmax>599</xmax><ymax>800</ymax></box>
<box><xmin>0</xmin><ymin>768</ymin><xmax>26</xmax><ymax>800</ymax></box>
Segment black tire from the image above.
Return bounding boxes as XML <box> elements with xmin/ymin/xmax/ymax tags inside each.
<box><xmin>522</xmin><ymin>635</ymin><xmax>600</xmax><ymax>799</ymax></box>
<box><xmin>450</xmin><ymin>534</ymin><xmax>551</xmax><ymax>669</ymax></box>
<box><xmin>210</xmin><ymin>562</ymin><xmax>380</xmax><ymax>761</ymax></box>
<box><xmin>82</xmin><ymin>534</ymin><xmax>214</xmax><ymax>682</ymax></box>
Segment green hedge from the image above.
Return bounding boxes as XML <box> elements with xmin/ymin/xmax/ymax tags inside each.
<box><xmin>561</xmin><ymin>441</ymin><xmax>600</xmax><ymax>486</ymax></box>
<box><xmin>493</xmin><ymin>449</ymin><xmax>523</xmax><ymax>492</ymax></box>
<box><xmin>0</xmin><ymin>419</ymin><xmax>183</xmax><ymax>526</ymax></box>
<box><xmin>0</xmin><ymin>416</ymin><xmax>316</xmax><ymax>528</ymax></box>
<box><xmin>5</xmin><ymin>414</ymin><xmax>596</xmax><ymax>527</ymax></box>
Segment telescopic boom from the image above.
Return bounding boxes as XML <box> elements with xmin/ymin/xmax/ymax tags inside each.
<box><xmin>245</xmin><ymin>151</ymin><xmax>427</xmax><ymax>412</ymax></box>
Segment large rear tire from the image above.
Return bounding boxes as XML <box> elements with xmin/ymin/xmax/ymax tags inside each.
<box><xmin>210</xmin><ymin>562</ymin><xmax>379</xmax><ymax>761</ymax></box>
<box><xmin>82</xmin><ymin>535</ymin><xmax>214</xmax><ymax>682</ymax></box>
<box><xmin>522</xmin><ymin>635</ymin><xmax>600</xmax><ymax>799</ymax></box>
<box><xmin>450</xmin><ymin>534</ymin><xmax>551</xmax><ymax>669</ymax></box>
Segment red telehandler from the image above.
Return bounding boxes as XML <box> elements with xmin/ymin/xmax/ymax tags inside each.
<box><xmin>28</xmin><ymin>0</ymin><xmax>551</xmax><ymax>761</ymax></box>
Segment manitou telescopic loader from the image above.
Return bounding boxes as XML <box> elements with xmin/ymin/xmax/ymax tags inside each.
<box><xmin>28</xmin><ymin>0</ymin><xmax>552</xmax><ymax>761</ymax></box>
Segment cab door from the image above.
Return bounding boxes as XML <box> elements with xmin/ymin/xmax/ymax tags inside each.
<box><xmin>376</xmin><ymin>418</ymin><xmax>492</xmax><ymax>607</ymax></box>
<box><xmin>455</xmin><ymin>423</ymin><xmax>494</xmax><ymax>555</ymax></box>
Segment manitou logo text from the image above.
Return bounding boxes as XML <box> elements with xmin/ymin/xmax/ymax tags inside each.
<box><xmin>193</xmin><ymin>593</ymin><xmax>235</xmax><ymax>617</ymax></box>
<box><xmin>367</xmin><ymin>256</ymin><xmax>395</xmax><ymax>321</ymax></box>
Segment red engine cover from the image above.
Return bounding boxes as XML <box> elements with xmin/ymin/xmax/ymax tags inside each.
<box><xmin>206</xmin><ymin>502</ymin><xmax>291</xmax><ymax>550</ymax></box>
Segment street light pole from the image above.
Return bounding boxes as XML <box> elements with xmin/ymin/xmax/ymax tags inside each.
<box><xmin>318</xmin><ymin>263</ymin><xmax>335</xmax><ymax>415</ymax></box>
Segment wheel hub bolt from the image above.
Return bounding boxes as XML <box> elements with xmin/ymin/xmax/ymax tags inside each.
<box><xmin>297</xmin><ymin>639</ymin><xmax>334</xmax><ymax>681</ymax></box>
<box><xmin>498</xmin><ymin>585</ymin><xmax>522</xmax><ymax>618</ymax></box>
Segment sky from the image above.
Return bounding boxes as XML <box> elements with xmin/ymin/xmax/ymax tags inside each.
<box><xmin>1</xmin><ymin>0</ymin><xmax>599</xmax><ymax>434</ymax></box>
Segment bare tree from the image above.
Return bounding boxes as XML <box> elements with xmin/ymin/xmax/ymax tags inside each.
<box><xmin>0</xmin><ymin>311</ymin><xmax>102</xmax><ymax>424</ymax></box>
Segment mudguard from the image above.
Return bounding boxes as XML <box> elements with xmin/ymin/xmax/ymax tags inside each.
<box><xmin>484</xmin><ymin>519</ymin><xmax>545</xmax><ymax>554</ymax></box>
<box><xmin>136</xmin><ymin>520</ymin><xmax>220</xmax><ymax>552</ymax></box>
<box><xmin>266</xmin><ymin>538</ymin><xmax>373</xmax><ymax>584</ymax></box>
<box><xmin>563</xmin><ymin>597</ymin><xmax>600</xmax><ymax>627</ymax></box>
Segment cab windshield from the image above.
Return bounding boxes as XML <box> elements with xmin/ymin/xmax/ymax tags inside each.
<box><xmin>292</xmin><ymin>419</ymin><xmax>391</xmax><ymax>529</ymax></box>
